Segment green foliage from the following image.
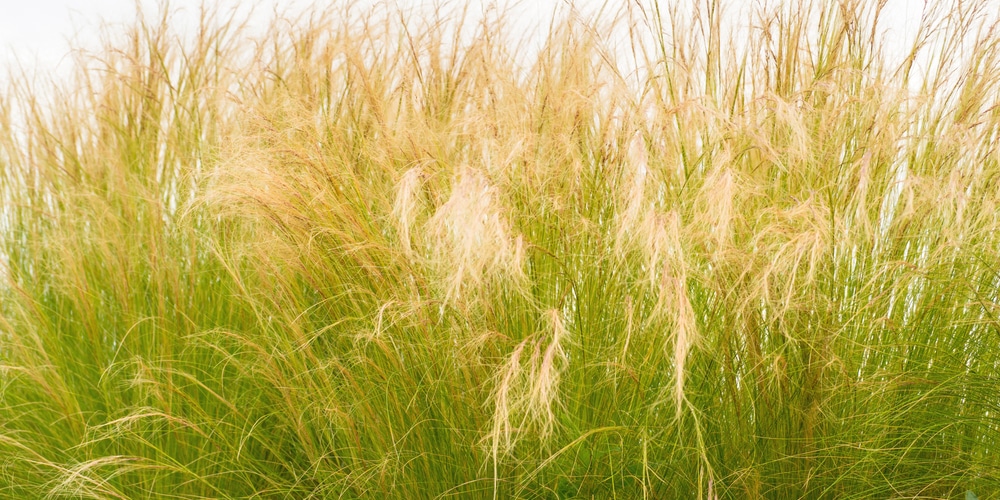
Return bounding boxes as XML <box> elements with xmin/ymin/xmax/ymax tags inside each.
<box><xmin>1</xmin><ymin>1</ymin><xmax>1000</xmax><ymax>498</ymax></box>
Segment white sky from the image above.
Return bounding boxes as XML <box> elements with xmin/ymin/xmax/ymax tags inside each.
<box><xmin>0</xmin><ymin>0</ymin><xmax>977</xmax><ymax>87</ymax></box>
<box><xmin>0</xmin><ymin>0</ymin><xmax>309</xmax><ymax>79</ymax></box>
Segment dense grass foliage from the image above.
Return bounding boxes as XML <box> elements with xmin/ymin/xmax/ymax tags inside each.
<box><xmin>2</xmin><ymin>1</ymin><xmax>1000</xmax><ymax>497</ymax></box>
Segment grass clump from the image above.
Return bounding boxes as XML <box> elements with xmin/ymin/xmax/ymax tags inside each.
<box><xmin>2</xmin><ymin>0</ymin><xmax>1000</xmax><ymax>498</ymax></box>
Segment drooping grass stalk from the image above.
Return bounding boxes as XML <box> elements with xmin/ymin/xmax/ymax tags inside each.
<box><xmin>1</xmin><ymin>1</ymin><xmax>1000</xmax><ymax>498</ymax></box>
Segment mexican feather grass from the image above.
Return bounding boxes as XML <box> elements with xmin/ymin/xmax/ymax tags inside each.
<box><xmin>2</xmin><ymin>0</ymin><xmax>1000</xmax><ymax>497</ymax></box>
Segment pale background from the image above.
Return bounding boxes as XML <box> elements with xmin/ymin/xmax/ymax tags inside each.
<box><xmin>0</xmin><ymin>0</ymin><xmax>959</xmax><ymax>86</ymax></box>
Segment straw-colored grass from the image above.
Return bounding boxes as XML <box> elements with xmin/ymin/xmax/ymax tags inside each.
<box><xmin>2</xmin><ymin>0</ymin><xmax>1000</xmax><ymax>497</ymax></box>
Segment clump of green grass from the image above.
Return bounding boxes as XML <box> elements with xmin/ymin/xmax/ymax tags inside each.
<box><xmin>1</xmin><ymin>1</ymin><xmax>1000</xmax><ymax>498</ymax></box>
